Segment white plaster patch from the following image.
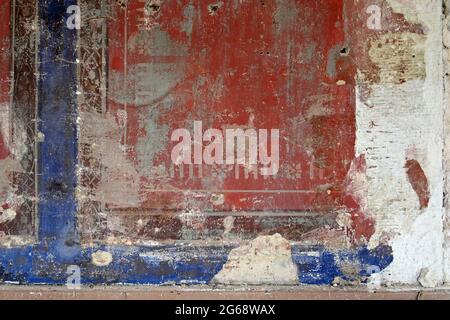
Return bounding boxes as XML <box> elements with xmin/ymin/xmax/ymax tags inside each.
<box><xmin>91</xmin><ymin>251</ymin><xmax>113</xmax><ymax>267</ymax></box>
<box><xmin>223</xmin><ymin>216</ymin><xmax>235</xmax><ymax>235</ymax></box>
<box><xmin>0</xmin><ymin>103</ymin><xmax>10</xmax><ymax>150</ymax></box>
<box><xmin>211</xmin><ymin>193</ymin><xmax>225</xmax><ymax>206</ymax></box>
<box><xmin>211</xmin><ymin>234</ymin><xmax>298</xmax><ymax>285</ymax></box>
<box><xmin>386</xmin><ymin>0</ymin><xmax>421</xmax><ymax>25</ymax></box>
<box><xmin>357</xmin><ymin>0</ymin><xmax>444</xmax><ymax>287</ymax></box>
<box><xmin>0</xmin><ymin>235</ymin><xmax>34</xmax><ymax>248</ymax></box>
<box><xmin>0</xmin><ymin>209</ymin><xmax>16</xmax><ymax>224</ymax></box>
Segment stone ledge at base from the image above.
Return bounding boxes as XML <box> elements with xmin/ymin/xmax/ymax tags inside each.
<box><xmin>0</xmin><ymin>285</ymin><xmax>450</xmax><ymax>300</ymax></box>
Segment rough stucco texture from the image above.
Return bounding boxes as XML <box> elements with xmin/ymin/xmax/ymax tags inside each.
<box><xmin>0</xmin><ymin>0</ymin><xmax>449</xmax><ymax>288</ymax></box>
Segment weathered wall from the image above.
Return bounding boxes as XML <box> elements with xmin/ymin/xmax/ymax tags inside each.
<box><xmin>364</xmin><ymin>0</ymin><xmax>444</xmax><ymax>288</ymax></box>
<box><xmin>0</xmin><ymin>0</ymin><xmax>448</xmax><ymax>289</ymax></box>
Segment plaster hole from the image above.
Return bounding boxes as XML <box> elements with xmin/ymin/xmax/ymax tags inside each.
<box><xmin>146</xmin><ymin>3</ymin><xmax>160</xmax><ymax>15</ymax></box>
<box><xmin>208</xmin><ymin>2</ymin><xmax>223</xmax><ymax>15</ymax></box>
<box><xmin>209</xmin><ymin>5</ymin><xmax>219</xmax><ymax>12</ymax></box>
<box><xmin>116</xmin><ymin>0</ymin><xmax>127</xmax><ymax>9</ymax></box>
<box><xmin>340</xmin><ymin>47</ymin><xmax>350</xmax><ymax>56</ymax></box>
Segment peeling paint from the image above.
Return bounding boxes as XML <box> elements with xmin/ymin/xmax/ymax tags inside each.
<box><xmin>368</xmin><ymin>32</ymin><xmax>426</xmax><ymax>84</ymax></box>
<box><xmin>405</xmin><ymin>159</ymin><xmax>430</xmax><ymax>209</ymax></box>
<box><xmin>212</xmin><ymin>234</ymin><xmax>298</xmax><ymax>285</ymax></box>
<box><xmin>355</xmin><ymin>0</ymin><xmax>444</xmax><ymax>287</ymax></box>
<box><xmin>77</xmin><ymin>111</ymin><xmax>141</xmax><ymax>208</ymax></box>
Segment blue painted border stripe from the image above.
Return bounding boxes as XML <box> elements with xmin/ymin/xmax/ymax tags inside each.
<box><xmin>38</xmin><ymin>0</ymin><xmax>78</xmax><ymax>254</ymax></box>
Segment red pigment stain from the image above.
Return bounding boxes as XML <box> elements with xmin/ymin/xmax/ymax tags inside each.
<box><xmin>344</xmin><ymin>155</ymin><xmax>375</xmax><ymax>244</ymax></box>
<box><xmin>405</xmin><ymin>159</ymin><xmax>430</xmax><ymax>209</ymax></box>
<box><xmin>0</xmin><ymin>133</ymin><xmax>9</xmax><ymax>160</ymax></box>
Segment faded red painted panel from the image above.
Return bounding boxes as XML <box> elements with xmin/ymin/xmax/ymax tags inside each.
<box><xmin>0</xmin><ymin>1</ymin><xmax>10</xmax><ymax>160</ymax></box>
<box><xmin>78</xmin><ymin>0</ymin><xmax>379</xmax><ymax>243</ymax></box>
<box><xmin>0</xmin><ymin>0</ymin><xmax>37</xmax><ymax>238</ymax></box>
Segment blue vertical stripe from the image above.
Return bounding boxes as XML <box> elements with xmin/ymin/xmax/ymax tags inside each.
<box><xmin>37</xmin><ymin>0</ymin><xmax>78</xmax><ymax>261</ymax></box>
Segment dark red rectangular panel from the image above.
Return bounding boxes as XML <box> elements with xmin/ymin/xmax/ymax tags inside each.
<box><xmin>108</xmin><ymin>0</ymin><xmax>354</xmax><ymax>208</ymax></box>
<box><xmin>78</xmin><ymin>0</ymin><xmax>359</xmax><ymax>242</ymax></box>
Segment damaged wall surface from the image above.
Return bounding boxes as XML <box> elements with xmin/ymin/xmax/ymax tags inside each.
<box><xmin>0</xmin><ymin>0</ymin><xmax>448</xmax><ymax>289</ymax></box>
